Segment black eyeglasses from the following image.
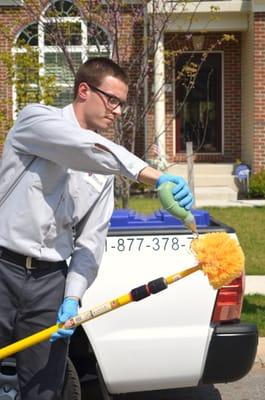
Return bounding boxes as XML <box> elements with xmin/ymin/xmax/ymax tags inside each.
<box><xmin>88</xmin><ymin>83</ymin><xmax>127</xmax><ymax>112</ymax></box>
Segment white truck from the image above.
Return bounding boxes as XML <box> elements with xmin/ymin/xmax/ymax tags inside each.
<box><xmin>0</xmin><ymin>209</ymin><xmax>258</xmax><ymax>400</ymax></box>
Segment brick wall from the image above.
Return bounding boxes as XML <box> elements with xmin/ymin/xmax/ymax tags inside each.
<box><xmin>0</xmin><ymin>4</ymin><xmax>246</xmax><ymax>167</ymax></box>
<box><xmin>0</xmin><ymin>6</ymin><xmax>19</xmax><ymax>152</ymax></box>
<box><xmin>253</xmin><ymin>12</ymin><xmax>265</xmax><ymax>172</ymax></box>
<box><xmin>0</xmin><ymin>2</ymin><xmax>42</xmax><ymax>153</ymax></box>
<box><xmin>0</xmin><ymin>2</ymin><xmax>146</xmax><ymax>157</ymax></box>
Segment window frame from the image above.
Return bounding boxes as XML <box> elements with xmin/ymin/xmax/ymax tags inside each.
<box><xmin>13</xmin><ymin>1</ymin><xmax>111</xmax><ymax>116</ymax></box>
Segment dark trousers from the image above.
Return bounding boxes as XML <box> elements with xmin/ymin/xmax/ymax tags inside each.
<box><xmin>0</xmin><ymin>257</ymin><xmax>69</xmax><ymax>400</ymax></box>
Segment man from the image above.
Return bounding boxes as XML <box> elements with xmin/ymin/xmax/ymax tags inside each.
<box><xmin>0</xmin><ymin>57</ymin><xmax>193</xmax><ymax>399</ymax></box>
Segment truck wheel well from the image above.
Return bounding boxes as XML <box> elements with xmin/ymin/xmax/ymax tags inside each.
<box><xmin>69</xmin><ymin>326</ymin><xmax>97</xmax><ymax>381</ymax></box>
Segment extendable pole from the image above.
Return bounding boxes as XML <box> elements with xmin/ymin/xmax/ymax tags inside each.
<box><xmin>0</xmin><ymin>265</ymin><xmax>200</xmax><ymax>360</ymax></box>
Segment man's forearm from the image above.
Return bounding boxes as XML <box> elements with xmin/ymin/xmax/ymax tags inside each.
<box><xmin>137</xmin><ymin>166</ymin><xmax>163</xmax><ymax>186</ymax></box>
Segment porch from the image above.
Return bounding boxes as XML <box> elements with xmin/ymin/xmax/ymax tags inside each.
<box><xmin>146</xmin><ymin>0</ymin><xmax>265</xmax><ymax>178</ymax></box>
<box><xmin>168</xmin><ymin>163</ymin><xmax>239</xmax><ymax>206</ymax></box>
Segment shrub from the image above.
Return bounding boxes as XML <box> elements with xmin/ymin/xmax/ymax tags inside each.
<box><xmin>249</xmin><ymin>169</ymin><xmax>265</xmax><ymax>198</ymax></box>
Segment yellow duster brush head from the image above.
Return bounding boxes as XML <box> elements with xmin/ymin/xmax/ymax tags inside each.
<box><xmin>191</xmin><ymin>232</ymin><xmax>245</xmax><ymax>289</ymax></box>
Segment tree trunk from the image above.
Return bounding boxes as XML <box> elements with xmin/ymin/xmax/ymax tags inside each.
<box><xmin>186</xmin><ymin>141</ymin><xmax>196</xmax><ymax>207</ymax></box>
<box><xmin>121</xmin><ymin>178</ymin><xmax>130</xmax><ymax>209</ymax></box>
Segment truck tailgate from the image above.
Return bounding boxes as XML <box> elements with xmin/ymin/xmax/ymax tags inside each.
<box><xmin>81</xmin><ymin>210</ymin><xmax>222</xmax><ymax>393</ymax></box>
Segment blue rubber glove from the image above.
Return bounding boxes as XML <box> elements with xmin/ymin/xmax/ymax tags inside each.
<box><xmin>50</xmin><ymin>297</ymin><xmax>79</xmax><ymax>343</ymax></box>
<box><xmin>156</xmin><ymin>174</ymin><xmax>193</xmax><ymax>210</ymax></box>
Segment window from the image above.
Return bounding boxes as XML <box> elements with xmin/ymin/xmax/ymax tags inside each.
<box><xmin>14</xmin><ymin>0</ymin><xmax>111</xmax><ymax>111</ymax></box>
<box><xmin>175</xmin><ymin>52</ymin><xmax>222</xmax><ymax>153</ymax></box>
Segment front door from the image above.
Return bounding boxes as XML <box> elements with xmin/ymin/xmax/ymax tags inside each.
<box><xmin>175</xmin><ymin>52</ymin><xmax>222</xmax><ymax>154</ymax></box>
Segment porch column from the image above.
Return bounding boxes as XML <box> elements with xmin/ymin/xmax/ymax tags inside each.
<box><xmin>154</xmin><ymin>33</ymin><xmax>166</xmax><ymax>160</ymax></box>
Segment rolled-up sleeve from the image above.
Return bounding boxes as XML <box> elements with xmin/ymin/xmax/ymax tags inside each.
<box><xmin>64</xmin><ymin>177</ymin><xmax>114</xmax><ymax>299</ymax></box>
<box><xmin>10</xmin><ymin>104</ymin><xmax>147</xmax><ymax>181</ymax></box>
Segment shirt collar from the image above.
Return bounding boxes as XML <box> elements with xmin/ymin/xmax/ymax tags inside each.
<box><xmin>62</xmin><ymin>104</ymin><xmax>80</xmax><ymax>128</ymax></box>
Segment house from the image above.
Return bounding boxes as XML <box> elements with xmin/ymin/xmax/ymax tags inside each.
<box><xmin>0</xmin><ymin>0</ymin><xmax>264</xmax><ymax>204</ymax></box>
<box><xmin>149</xmin><ymin>0</ymin><xmax>265</xmax><ymax>204</ymax></box>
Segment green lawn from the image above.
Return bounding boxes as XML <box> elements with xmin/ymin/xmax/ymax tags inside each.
<box><xmin>115</xmin><ymin>198</ymin><xmax>265</xmax><ymax>275</ymax></box>
<box><xmin>204</xmin><ymin>207</ymin><xmax>265</xmax><ymax>276</ymax></box>
<box><xmin>117</xmin><ymin>197</ymin><xmax>161</xmax><ymax>215</ymax></box>
<box><xmin>241</xmin><ymin>294</ymin><xmax>265</xmax><ymax>336</ymax></box>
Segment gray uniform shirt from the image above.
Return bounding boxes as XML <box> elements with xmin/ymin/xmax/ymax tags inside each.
<box><xmin>0</xmin><ymin>103</ymin><xmax>148</xmax><ymax>298</ymax></box>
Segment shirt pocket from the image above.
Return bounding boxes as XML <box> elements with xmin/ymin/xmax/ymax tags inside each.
<box><xmin>44</xmin><ymin>223</ymin><xmax>57</xmax><ymax>247</ymax></box>
<box><xmin>73</xmin><ymin>187</ymin><xmax>98</xmax><ymax>223</ymax></box>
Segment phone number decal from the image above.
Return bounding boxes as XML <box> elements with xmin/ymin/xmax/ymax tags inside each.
<box><xmin>105</xmin><ymin>237</ymin><xmax>180</xmax><ymax>252</ymax></box>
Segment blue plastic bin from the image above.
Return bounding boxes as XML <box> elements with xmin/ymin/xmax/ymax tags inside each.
<box><xmin>108</xmin><ymin>208</ymin><xmax>232</xmax><ymax>234</ymax></box>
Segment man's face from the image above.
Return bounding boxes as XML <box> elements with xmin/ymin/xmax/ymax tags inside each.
<box><xmin>79</xmin><ymin>76</ymin><xmax>128</xmax><ymax>131</ymax></box>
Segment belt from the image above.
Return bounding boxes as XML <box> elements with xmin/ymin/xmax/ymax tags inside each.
<box><xmin>0</xmin><ymin>247</ymin><xmax>63</xmax><ymax>270</ymax></box>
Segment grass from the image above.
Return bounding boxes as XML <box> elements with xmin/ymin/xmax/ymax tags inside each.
<box><xmin>115</xmin><ymin>198</ymin><xmax>265</xmax><ymax>275</ymax></box>
<box><xmin>241</xmin><ymin>294</ymin><xmax>265</xmax><ymax>336</ymax></box>
<box><xmin>117</xmin><ymin>196</ymin><xmax>161</xmax><ymax>215</ymax></box>
<box><xmin>203</xmin><ymin>207</ymin><xmax>265</xmax><ymax>276</ymax></box>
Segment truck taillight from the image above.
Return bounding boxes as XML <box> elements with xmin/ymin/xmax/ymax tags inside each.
<box><xmin>211</xmin><ymin>273</ymin><xmax>245</xmax><ymax>323</ymax></box>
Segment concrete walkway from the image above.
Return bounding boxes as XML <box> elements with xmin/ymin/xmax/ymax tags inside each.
<box><xmin>245</xmin><ymin>276</ymin><xmax>265</xmax><ymax>295</ymax></box>
<box><xmin>244</xmin><ymin>276</ymin><xmax>265</xmax><ymax>366</ymax></box>
<box><xmin>256</xmin><ymin>337</ymin><xmax>265</xmax><ymax>367</ymax></box>
<box><xmin>196</xmin><ymin>198</ymin><xmax>265</xmax><ymax>207</ymax></box>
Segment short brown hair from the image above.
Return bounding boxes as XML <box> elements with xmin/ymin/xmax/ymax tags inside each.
<box><xmin>74</xmin><ymin>57</ymin><xmax>129</xmax><ymax>98</ymax></box>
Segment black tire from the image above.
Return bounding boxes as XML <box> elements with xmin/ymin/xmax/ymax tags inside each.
<box><xmin>61</xmin><ymin>358</ymin><xmax>81</xmax><ymax>400</ymax></box>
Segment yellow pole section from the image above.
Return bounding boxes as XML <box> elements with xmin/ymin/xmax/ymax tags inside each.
<box><xmin>0</xmin><ymin>323</ymin><xmax>60</xmax><ymax>360</ymax></box>
<box><xmin>166</xmin><ymin>266</ymin><xmax>200</xmax><ymax>284</ymax></box>
<box><xmin>0</xmin><ymin>293</ymin><xmax>134</xmax><ymax>359</ymax></box>
<box><xmin>65</xmin><ymin>293</ymin><xmax>133</xmax><ymax>328</ymax></box>
<box><xmin>0</xmin><ymin>268</ymin><xmax>201</xmax><ymax>360</ymax></box>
